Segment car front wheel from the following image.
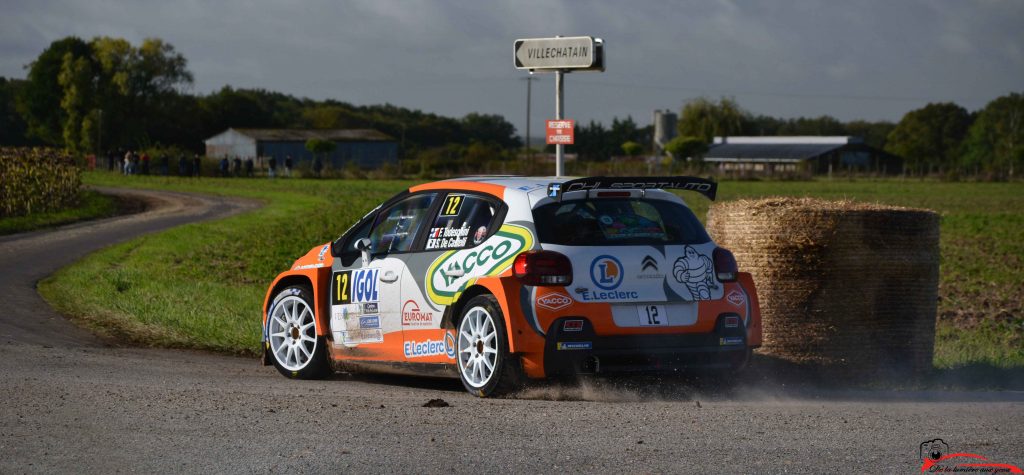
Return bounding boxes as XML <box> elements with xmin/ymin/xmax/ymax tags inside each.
<box><xmin>266</xmin><ymin>285</ymin><xmax>329</xmax><ymax>379</ymax></box>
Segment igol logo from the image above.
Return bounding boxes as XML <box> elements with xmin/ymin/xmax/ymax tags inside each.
<box><xmin>590</xmin><ymin>255</ymin><xmax>623</xmax><ymax>290</ymax></box>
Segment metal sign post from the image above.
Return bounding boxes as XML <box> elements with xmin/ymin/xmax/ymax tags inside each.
<box><xmin>514</xmin><ymin>36</ymin><xmax>605</xmax><ymax>177</ymax></box>
<box><xmin>555</xmin><ymin>70</ymin><xmax>564</xmax><ymax>177</ymax></box>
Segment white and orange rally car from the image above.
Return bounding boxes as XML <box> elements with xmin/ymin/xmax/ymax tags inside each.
<box><xmin>262</xmin><ymin>176</ymin><xmax>761</xmax><ymax>397</ymax></box>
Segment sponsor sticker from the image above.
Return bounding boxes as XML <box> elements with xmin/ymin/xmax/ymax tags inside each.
<box><xmin>719</xmin><ymin>336</ymin><xmax>744</xmax><ymax>346</ymax></box>
<box><xmin>577</xmin><ymin>289</ymin><xmax>639</xmax><ymax>302</ymax></box>
<box><xmin>556</xmin><ymin>341</ymin><xmax>593</xmax><ymax>351</ymax></box>
<box><xmin>352</xmin><ymin>268</ymin><xmax>379</xmax><ymax>303</ymax></box>
<box><xmin>425</xmin><ymin>224</ymin><xmax>534</xmax><ymax>306</ymax></box>
<box><xmin>425</xmin><ymin>224</ymin><xmax>470</xmax><ymax>250</ymax></box>
<box><xmin>444</xmin><ymin>332</ymin><xmax>457</xmax><ymax>359</ymax></box>
<box><xmin>341</xmin><ymin>329</ymin><xmax>384</xmax><ymax>344</ymax></box>
<box><xmin>562</xmin><ymin>319</ymin><xmax>584</xmax><ymax>332</ymax></box>
<box><xmin>402</xmin><ymin>300</ymin><xmax>433</xmax><ymax>326</ymax></box>
<box><xmin>331</xmin><ymin>271</ymin><xmax>352</xmax><ymax>304</ymax></box>
<box><xmin>293</xmin><ymin>263</ymin><xmax>325</xmax><ymax>270</ymax></box>
<box><xmin>726</xmin><ymin>289</ymin><xmax>745</xmax><ymax>307</ymax></box>
<box><xmin>590</xmin><ymin>255</ymin><xmax>624</xmax><ymax>290</ymax></box>
<box><xmin>318</xmin><ymin>244</ymin><xmax>330</xmax><ymax>261</ymax></box>
<box><xmin>362</xmin><ymin>302</ymin><xmax>379</xmax><ymax>314</ymax></box>
<box><xmin>404</xmin><ymin>338</ymin><xmax>452</xmax><ymax>358</ymax></box>
<box><xmin>358</xmin><ymin>316</ymin><xmax>380</xmax><ymax>329</ymax></box>
<box><xmin>673</xmin><ymin>245</ymin><xmax>715</xmax><ymax>300</ymax></box>
<box><xmin>537</xmin><ymin>292</ymin><xmax>573</xmax><ymax>311</ymax></box>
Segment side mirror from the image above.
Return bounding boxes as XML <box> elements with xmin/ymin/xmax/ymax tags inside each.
<box><xmin>354</xmin><ymin>238</ymin><xmax>372</xmax><ymax>266</ymax></box>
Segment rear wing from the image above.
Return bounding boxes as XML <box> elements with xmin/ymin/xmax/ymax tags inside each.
<box><xmin>546</xmin><ymin>176</ymin><xmax>717</xmax><ymax>201</ymax></box>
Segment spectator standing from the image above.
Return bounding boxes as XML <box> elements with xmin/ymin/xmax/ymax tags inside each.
<box><xmin>284</xmin><ymin>155</ymin><xmax>293</xmax><ymax>177</ymax></box>
<box><xmin>268</xmin><ymin>156</ymin><xmax>277</xmax><ymax>178</ymax></box>
<box><xmin>141</xmin><ymin>152</ymin><xmax>150</xmax><ymax>175</ymax></box>
<box><xmin>245</xmin><ymin>157</ymin><xmax>254</xmax><ymax>177</ymax></box>
<box><xmin>159</xmin><ymin>154</ymin><xmax>169</xmax><ymax>176</ymax></box>
<box><xmin>233</xmin><ymin>156</ymin><xmax>242</xmax><ymax>177</ymax></box>
<box><xmin>178</xmin><ymin>155</ymin><xmax>188</xmax><ymax>176</ymax></box>
<box><xmin>219</xmin><ymin>157</ymin><xmax>229</xmax><ymax>177</ymax></box>
<box><xmin>193</xmin><ymin>154</ymin><xmax>201</xmax><ymax>177</ymax></box>
<box><xmin>131</xmin><ymin>151</ymin><xmax>140</xmax><ymax>175</ymax></box>
<box><xmin>312</xmin><ymin>156</ymin><xmax>323</xmax><ymax>178</ymax></box>
<box><xmin>123</xmin><ymin>150</ymin><xmax>132</xmax><ymax>175</ymax></box>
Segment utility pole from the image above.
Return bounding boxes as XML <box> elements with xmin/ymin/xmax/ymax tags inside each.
<box><xmin>521</xmin><ymin>76</ymin><xmax>537</xmax><ymax>160</ymax></box>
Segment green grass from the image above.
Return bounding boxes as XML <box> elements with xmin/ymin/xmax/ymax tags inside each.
<box><xmin>0</xmin><ymin>190</ymin><xmax>120</xmax><ymax>235</ymax></box>
<box><xmin>39</xmin><ymin>173</ymin><xmax>1023</xmax><ymax>369</ymax></box>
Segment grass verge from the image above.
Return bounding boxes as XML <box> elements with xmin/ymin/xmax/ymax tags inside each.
<box><xmin>0</xmin><ymin>190</ymin><xmax>120</xmax><ymax>236</ymax></box>
<box><xmin>39</xmin><ymin>173</ymin><xmax>1023</xmax><ymax>368</ymax></box>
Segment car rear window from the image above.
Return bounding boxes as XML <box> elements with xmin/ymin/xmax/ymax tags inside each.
<box><xmin>533</xmin><ymin>198</ymin><xmax>710</xmax><ymax>246</ymax></box>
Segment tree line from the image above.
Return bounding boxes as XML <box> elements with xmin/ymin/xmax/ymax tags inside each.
<box><xmin>0</xmin><ymin>36</ymin><xmax>522</xmax><ymax>162</ymax></box>
<box><xmin>1</xmin><ymin>36</ymin><xmax>1019</xmax><ymax>178</ymax></box>
<box><xmin>665</xmin><ymin>96</ymin><xmax>1023</xmax><ymax>179</ymax></box>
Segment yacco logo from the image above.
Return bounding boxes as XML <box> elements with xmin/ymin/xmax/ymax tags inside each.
<box><xmin>402</xmin><ymin>300</ymin><xmax>433</xmax><ymax>326</ymax></box>
<box><xmin>352</xmin><ymin>268</ymin><xmax>379</xmax><ymax>303</ymax></box>
<box><xmin>426</xmin><ymin>224</ymin><xmax>535</xmax><ymax>306</ymax></box>
<box><xmin>404</xmin><ymin>338</ymin><xmax>453</xmax><ymax>359</ymax></box>
<box><xmin>590</xmin><ymin>255</ymin><xmax>623</xmax><ymax>290</ymax></box>
<box><xmin>727</xmin><ymin>289</ymin><xmax>745</xmax><ymax>307</ymax></box>
<box><xmin>537</xmin><ymin>293</ymin><xmax>572</xmax><ymax>311</ymax></box>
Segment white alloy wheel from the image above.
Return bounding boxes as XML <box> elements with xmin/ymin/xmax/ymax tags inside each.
<box><xmin>457</xmin><ymin>306</ymin><xmax>499</xmax><ymax>388</ymax></box>
<box><xmin>268</xmin><ymin>295</ymin><xmax>317</xmax><ymax>371</ymax></box>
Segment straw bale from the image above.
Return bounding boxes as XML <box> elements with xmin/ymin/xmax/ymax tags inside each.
<box><xmin>707</xmin><ymin>197</ymin><xmax>940</xmax><ymax>376</ymax></box>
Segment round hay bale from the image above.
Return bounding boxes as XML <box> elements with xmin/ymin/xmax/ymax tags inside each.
<box><xmin>707</xmin><ymin>197</ymin><xmax>940</xmax><ymax>376</ymax></box>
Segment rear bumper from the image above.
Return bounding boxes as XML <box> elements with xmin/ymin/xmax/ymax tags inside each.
<box><xmin>542</xmin><ymin>315</ymin><xmax>751</xmax><ymax>376</ymax></box>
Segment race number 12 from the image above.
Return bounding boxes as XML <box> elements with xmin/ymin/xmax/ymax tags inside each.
<box><xmin>332</xmin><ymin>271</ymin><xmax>351</xmax><ymax>305</ymax></box>
<box><xmin>639</xmin><ymin>304</ymin><xmax>666</xmax><ymax>326</ymax></box>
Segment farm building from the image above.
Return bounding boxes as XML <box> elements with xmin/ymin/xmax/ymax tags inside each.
<box><xmin>204</xmin><ymin>128</ymin><xmax>398</xmax><ymax>168</ymax></box>
<box><xmin>703</xmin><ymin>136</ymin><xmax>902</xmax><ymax>175</ymax></box>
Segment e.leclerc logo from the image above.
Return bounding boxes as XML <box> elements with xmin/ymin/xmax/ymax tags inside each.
<box><xmin>590</xmin><ymin>255</ymin><xmax>623</xmax><ymax>290</ymax></box>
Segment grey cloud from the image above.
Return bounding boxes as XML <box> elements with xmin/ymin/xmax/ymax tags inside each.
<box><xmin>0</xmin><ymin>0</ymin><xmax>1021</xmax><ymax>136</ymax></box>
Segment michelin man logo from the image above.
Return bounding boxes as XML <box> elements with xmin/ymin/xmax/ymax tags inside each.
<box><xmin>673</xmin><ymin>245</ymin><xmax>714</xmax><ymax>300</ymax></box>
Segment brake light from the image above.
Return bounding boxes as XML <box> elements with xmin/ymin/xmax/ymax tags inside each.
<box><xmin>596</xmin><ymin>191</ymin><xmax>632</xmax><ymax>198</ymax></box>
<box><xmin>713</xmin><ymin>247</ymin><xmax>738</xmax><ymax>282</ymax></box>
<box><xmin>513</xmin><ymin>251</ymin><xmax>573</xmax><ymax>286</ymax></box>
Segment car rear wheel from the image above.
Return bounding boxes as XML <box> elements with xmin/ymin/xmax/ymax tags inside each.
<box><xmin>267</xmin><ymin>285</ymin><xmax>329</xmax><ymax>379</ymax></box>
<box><xmin>456</xmin><ymin>295</ymin><xmax>521</xmax><ymax>397</ymax></box>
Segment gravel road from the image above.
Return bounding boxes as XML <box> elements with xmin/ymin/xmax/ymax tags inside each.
<box><xmin>0</xmin><ymin>188</ymin><xmax>1020</xmax><ymax>474</ymax></box>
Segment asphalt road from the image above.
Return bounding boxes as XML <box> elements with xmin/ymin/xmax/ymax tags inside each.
<box><xmin>0</xmin><ymin>188</ymin><xmax>1021</xmax><ymax>473</ymax></box>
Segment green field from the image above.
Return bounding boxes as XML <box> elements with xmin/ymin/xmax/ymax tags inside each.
<box><xmin>0</xmin><ymin>190</ymin><xmax>120</xmax><ymax>235</ymax></box>
<box><xmin>40</xmin><ymin>173</ymin><xmax>1023</xmax><ymax>370</ymax></box>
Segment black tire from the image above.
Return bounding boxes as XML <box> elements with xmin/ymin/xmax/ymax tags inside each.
<box><xmin>265</xmin><ymin>284</ymin><xmax>330</xmax><ymax>379</ymax></box>
<box><xmin>455</xmin><ymin>295</ymin><xmax>523</xmax><ymax>397</ymax></box>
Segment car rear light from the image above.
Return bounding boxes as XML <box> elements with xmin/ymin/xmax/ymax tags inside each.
<box><xmin>713</xmin><ymin>247</ymin><xmax>738</xmax><ymax>282</ymax></box>
<box><xmin>513</xmin><ymin>251</ymin><xmax>573</xmax><ymax>286</ymax></box>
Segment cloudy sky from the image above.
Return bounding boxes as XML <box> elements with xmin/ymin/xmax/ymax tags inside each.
<box><xmin>2</xmin><ymin>0</ymin><xmax>1021</xmax><ymax>137</ymax></box>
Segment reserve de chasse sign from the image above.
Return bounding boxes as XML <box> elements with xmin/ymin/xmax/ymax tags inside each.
<box><xmin>514</xmin><ymin>36</ymin><xmax>600</xmax><ymax>70</ymax></box>
<box><xmin>546</xmin><ymin>120</ymin><xmax>575</xmax><ymax>145</ymax></box>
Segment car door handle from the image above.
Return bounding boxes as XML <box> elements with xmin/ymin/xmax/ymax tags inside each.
<box><xmin>380</xmin><ymin>270</ymin><xmax>399</xmax><ymax>283</ymax></box>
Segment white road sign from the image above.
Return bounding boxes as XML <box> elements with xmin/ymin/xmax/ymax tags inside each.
<box><xmin>514</xmin><ymin>36</ymin><xmax>603</xmax><ymax>71</ymax></box>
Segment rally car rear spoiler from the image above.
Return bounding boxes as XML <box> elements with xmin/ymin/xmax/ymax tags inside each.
<box><xmin>547</xmin><ymin>176</ymin><xmax>717</xmax><ymax>201</ymax></box>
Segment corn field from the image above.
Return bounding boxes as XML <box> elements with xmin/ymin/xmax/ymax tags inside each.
<box><xmin>0</xmin><ymin>147</ymin><xmax>82</xmax><ymax>218</ymax></box>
